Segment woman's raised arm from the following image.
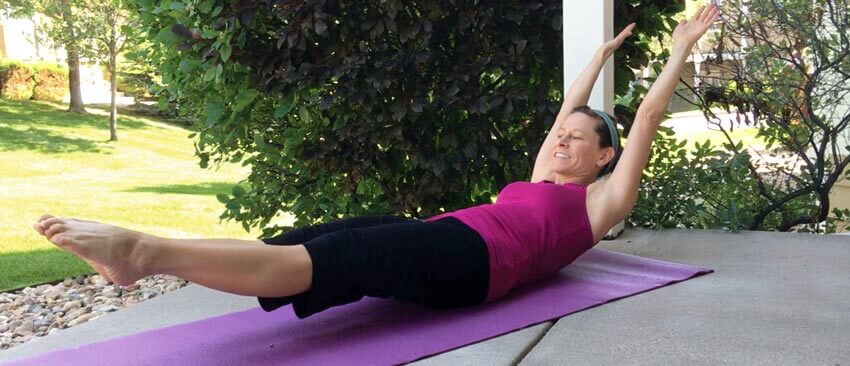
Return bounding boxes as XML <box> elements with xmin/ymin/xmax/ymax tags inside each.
<box><xmin>531</xmin><ymin>23</ymin><xmax>635</xmax><ymax>182</ymax></box>
<box><xmin>600</xmin><ymin>5</ymin><xmax>718</xmax><ymax>221</ymax></box>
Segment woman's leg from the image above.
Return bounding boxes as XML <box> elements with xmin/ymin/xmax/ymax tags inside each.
<box><xmin>33</xmin><ymin>215</ymin><xmax>312</xmax><ymax>298</ymax></box>
<box><xmin>257</xmin><ymin>215</ymin><xmax>416</xmax><ymax>310</ymax></box>
<box><xmin>284</xmin><ymin>217</ymin><xmax>489</xmax><ymax>318</ymax></box>
<box><xmin>262</xmin><ymin>215</ymin><xmax>413</xmax><ymax>246</ymax></box>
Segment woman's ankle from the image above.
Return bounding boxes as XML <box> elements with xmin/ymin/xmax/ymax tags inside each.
<box><xmin>134</xmin><ymin>233</ymin><xmax>165</xmax><ymax>277</ymax></box>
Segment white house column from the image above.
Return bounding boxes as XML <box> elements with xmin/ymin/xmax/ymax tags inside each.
<box><xmin>563</xmin><ymin>0</ymin><xmax>614</xmax><ymax>114</ymax></box>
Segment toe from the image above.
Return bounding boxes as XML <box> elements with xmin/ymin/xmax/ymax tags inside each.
<box><xmin>49</xmin><ymin>234</ymin><xmax>65</xmax><ymax>248</ymax></box>
<box><xmin>41</xmin><ymin>218</ymin><xmax>70</xmax><ymax>238</ymax></box>
<box><xmin>44</xmin><ymin>223</ymin><xmax>68</xmax><ymax>239</ymax></box>
<box><xmin>40</xmin><ymin>217</ymin><xmax>66</xmax><ymax>230</ymax></box>
<box><xmin>52</xmin><ymin>236</ymin><xmax>87</xmax><ymax>257</ymax></box>
<box><xmin>33</xmin><ymin>222</ymin><xmax>45</xmax><ymax>236</ymax></box>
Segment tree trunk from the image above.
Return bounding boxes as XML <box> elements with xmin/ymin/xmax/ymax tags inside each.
<box><xmin>66</xmin><ymin>45</ymin><xmax>86</xmax><ymax>113</ymax></box>
<box><xmin>108</xmin><ymin>19</ymin><xmax>118</xmax><ymax>141</ymax></box>
<box><xmin>62</xmin><ymin>2</ymin><xmax>86</xmax><ymax>114</ymax></box>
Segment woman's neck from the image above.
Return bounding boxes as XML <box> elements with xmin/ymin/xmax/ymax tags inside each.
<box><xmin>553</xmin><ymin>174</ymin><xmax>593</xmax><ymax>186</ymax></box>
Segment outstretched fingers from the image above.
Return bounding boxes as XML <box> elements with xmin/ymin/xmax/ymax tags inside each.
<box><xmin>693</xmin><ymin>5</ymin><xmax>706</xmax><ymax>21</ymax></box>
<box><xmin>616</xmin><ymin>23</ymin><xmax>636</xmax><ymax>40</ymax></box>
<box><xmin>674</xmin><ymin>4</ymin><xmax>719</xmax><ymax>45</ymax></box>
<box><xmin>601</xmin><ymin>23</ymin><xmax>637</xmax><ymax>55</ymax></box>
<box><xmin>705</xmin><ymin>6</ymin><xmax>719</xmax><ymax>26</ymax></box>
<box><xmin>694</xmin><ymin>4</ymin><xmax>718</xmax><ymax>27</ymax></box>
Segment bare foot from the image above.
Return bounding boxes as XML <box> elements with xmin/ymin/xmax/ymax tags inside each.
<box><xmin>33</xmin><ymin>214</ymin><xmax>153</xmax><ymax>286</ymax></box>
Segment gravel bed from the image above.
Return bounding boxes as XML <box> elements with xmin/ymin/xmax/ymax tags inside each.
<box><xmin>0</xmin><ymin>274</ymin><xmax>188</xmax><ymax>350</ymax></box>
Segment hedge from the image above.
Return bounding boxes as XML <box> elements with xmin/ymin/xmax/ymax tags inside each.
<box><xmin>0</xmin><ymin>60</ymin><xmax>67</xmax><ymax>102</ymax></box>
<box><xmin>135</xmin><ymin>0</ymin><xmax>684</xmax><ymax>234</ymax></box>
<box><xmin>0</xmin><ymin>60</ymin><xmax>35</xmax><ymax>100</ymax></box>
<box><xmin>32</xmin><ymin>62</ymin><xmax>68</xmax><ymax>102</ymax></box>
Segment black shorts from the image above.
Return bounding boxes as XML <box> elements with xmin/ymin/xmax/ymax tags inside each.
<box><xmin>259</xmin><ymin>215</ymin><xmax>490</xmax><ymax>318</ymax></box>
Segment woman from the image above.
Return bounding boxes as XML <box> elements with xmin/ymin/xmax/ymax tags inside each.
<box><xmin>33</xmin><ymin>6</ymin><xmax>718</xmax><ymax>319</ymax></box>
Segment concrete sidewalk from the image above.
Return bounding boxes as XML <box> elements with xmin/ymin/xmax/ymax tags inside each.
<box><xmin>1</xmin><ymin>229</ymin><xmax>848</xmax><ymax>365</ymax></box>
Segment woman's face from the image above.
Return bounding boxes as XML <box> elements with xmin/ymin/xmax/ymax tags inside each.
<box><xmin>550</xmin><ymin>113</ymin><xmax>611</xmax><ymax>178</ymax></box>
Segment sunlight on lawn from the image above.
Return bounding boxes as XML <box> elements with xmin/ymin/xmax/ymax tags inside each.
<box><xmin>664</xmin><ymin>111</ymin><xmax>767</xmax><ymax>152</ymax></box>
<box><xmin>0</xmin><ymin>100</ymin><xmax>293</xmax><ymax>291</ymax></box>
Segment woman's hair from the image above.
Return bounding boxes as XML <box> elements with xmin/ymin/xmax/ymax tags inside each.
<box><xmin>569</xmin><ymin>105</ymin><xmax>622</xmax><ymax>178</ymax></box>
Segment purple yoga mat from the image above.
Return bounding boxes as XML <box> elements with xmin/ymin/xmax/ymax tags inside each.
<box><xmin>4</xmin><ymin>248</ymin><xmax>711</xmax><ymax>366</ymax></box>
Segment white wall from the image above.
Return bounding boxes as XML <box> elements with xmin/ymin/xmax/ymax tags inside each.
<box><xmin>0</xmin><ymin>14</ymin><xmax>65</xmax><ymax>63</ymax></box>
<box><xmin>562</xmin><ymin>0</ymin><xmax>613</xmax><ymax>113</ymax></box>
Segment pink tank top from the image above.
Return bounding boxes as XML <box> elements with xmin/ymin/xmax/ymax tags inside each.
<box><xmin>425</xmin><ymin>180</ymin><xmax>594</xmax><ymax>302</ymax></box>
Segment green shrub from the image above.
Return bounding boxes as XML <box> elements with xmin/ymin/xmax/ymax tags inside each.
<box><xmin>32</xmin><ymin>62</ymin><xmax>68</xmax><ymax>102</ymax></box>
<box><xmin>116</xmin><ymin>71</ymin><xmax>153</xmax><ymax>98</ymax></box>
<box><xmin>629</xmin><ymin>127</ymin><xmax>764</xmax><ymax>231</ymax></box>
<box><xmin>135</xmin><ymin>0</ymin><xmax>684</xmax><ymax>235</ymax></box>
<box><xmin>0</xmin><ymin>61</ymin><xmax>35</xmax><ymax>100</ymax></box>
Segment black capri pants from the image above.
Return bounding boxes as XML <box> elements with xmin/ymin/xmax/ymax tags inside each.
<box><xmin>259</xmin><ymin>215</ymin><xmax>490</xmax><ymax>319</ymax></box>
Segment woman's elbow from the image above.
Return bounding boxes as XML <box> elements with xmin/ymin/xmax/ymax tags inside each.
<box><xmin>635</xmin><ymin>108</ymin><xmax>664</xmax><ymax>126</ymax></box>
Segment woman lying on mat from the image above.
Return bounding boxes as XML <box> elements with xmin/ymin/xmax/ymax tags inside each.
<box><xmin>33</xmin><ymin>6</ymin><xmax>718</xmax><ymax>319</ymax></box>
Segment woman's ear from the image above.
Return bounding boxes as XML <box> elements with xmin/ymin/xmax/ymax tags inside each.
<box><xmin>597</xmin><ymin>147</ymin><xmax>615</xmax><ymax>168</ymax></box>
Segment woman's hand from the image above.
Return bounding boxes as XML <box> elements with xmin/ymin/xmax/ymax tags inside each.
<box><xmin>673</xmin><ymin>4</ymin><xmax>719</xmax><ymax>49</ymax></box>
<box><xmin>598</xmin><ymin>23</ymin><xmax>636</xmax><ymax>58</ymax></box>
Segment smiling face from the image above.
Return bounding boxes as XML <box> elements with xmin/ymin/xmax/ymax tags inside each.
<box><xmin>550</xmin><ymin>112</ymin><xmax>615</xmax><ymax>183</ymax></box>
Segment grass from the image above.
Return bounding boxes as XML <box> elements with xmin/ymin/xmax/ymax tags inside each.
<box><xmin>0</xmin><ymin>99</ymin><xmax>273</xmax><ymax>292</ymax></box>
<box><xmin>677</xmin><ymin>127</ymin><xmax>765</xmax><ymax>151</ymax></box>
<box><xmin>662</xmin><ymin>110</ymin><xmax>768</xmax><ymax>152</ymax></box>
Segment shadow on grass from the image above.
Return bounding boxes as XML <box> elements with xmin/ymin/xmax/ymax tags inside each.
<box><xmin>0</xmin><ymin>125</ymin><xmax>108</xmax><ymax>154</ymax></box>
<box><xmin>87</xmin><ymin>103</ymin><xmax>194</xmax><ymax>130</ymax></box>
<box><xmin>0</xmin><ymin>248</ymin><xmax>92</xmax><ymax>292</ymax></box>
<box><xmin>122</xmin><ymin>182</ymin><xmax>237</xmax><ymax>196</ymax></box>
<box><xmin>0</xmin><ymin>99</ymin><xmax>149</xmax><ymax>130</ymax></box>
<box><xmin>0</xmin><ymin>99</ymin><xmax>158</xmax><ymax>154</ymax></box>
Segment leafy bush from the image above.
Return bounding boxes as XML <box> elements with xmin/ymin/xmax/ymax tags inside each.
<box><xmin>629</xmin><ymin>127</ymin><xmax>763</xmax><ymax>231</ymax></box>
<box><xmin>683</xmin><ymin>0</ymin><xmax>850</xmax><ymax>233</ymax></box>
<box><xmin>0</xmin><ymin>61</ymin><xmax>35</xmax><ymax>101</ymax></box>
<box><xmin>134</xmin><ymin>0</ymin><xmax>683</xmax><ymax>235</ymax></box>
<box><xmin>116</xmin><ymin>71</ymin><xmax>153</xmax><ymax>98</ymax></box>
<box><xmin>32</xmin><ymin>62</ymin><xmax>68</xmax><ymax>102</ymax></box>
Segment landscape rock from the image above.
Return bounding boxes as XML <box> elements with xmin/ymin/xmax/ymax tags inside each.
<box><xmin>62</xmin><ymin>300</ymin><xmax>81</xmax><ymax>312</ymax></box>
<box><xmin>92</xmin><ymin>304</ymin><xmax>119</xmax><ymax>313</ymax></box>
<box><xmin>67</xmin><ymin>313</ymin><xmax>99</xmax><ymax>327</ymax></box>
<box><xmin>0</xmin><ymin>274</ymin><xmax>188</xmax><ymax>350</ymax></box>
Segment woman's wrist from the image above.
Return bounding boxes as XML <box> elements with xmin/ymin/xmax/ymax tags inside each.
<box><xmin>595</xmin><ymin>47</ymin><xmax>613</xmax><ymax>62</ymax></box>
<box><xmin>671</xmin><ymin>40</ymin><xmax>696</xmax><ymax>55</ymax></box>
<box><xmin>666</xmin><ymin>43</ymin><xmax>692</xmax><ymax>63</ymax></box>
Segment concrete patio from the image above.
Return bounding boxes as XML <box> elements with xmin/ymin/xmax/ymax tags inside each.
<box><xmin>1</xmin><ymin>229</ymin><xmax>848</xmax><ymax>365</ymax></box>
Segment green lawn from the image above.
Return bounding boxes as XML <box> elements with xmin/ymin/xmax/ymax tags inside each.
<box><xmin>0</xmin><ymin>99</ymin><xmax>274</xmax><ymax>292</ymax></box>
<box><xmin>676</xmin><ymin>127</ymin><xmax>765</xmax><ymax>151</ymax></box>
